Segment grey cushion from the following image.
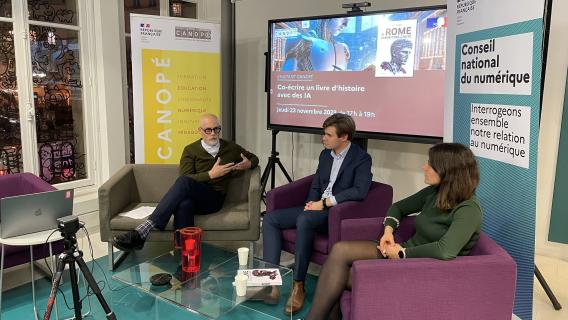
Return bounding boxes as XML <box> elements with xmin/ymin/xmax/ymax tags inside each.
<box><xmin>110</xmin><ymin>201</ymin><xmax>250</xmax><ymax>231</ymax></box>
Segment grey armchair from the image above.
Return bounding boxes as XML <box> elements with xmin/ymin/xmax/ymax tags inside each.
<box><xmin>98</xmin><ymin>164</ymin><xmax>261</xmax><ymax>269</ymax></box>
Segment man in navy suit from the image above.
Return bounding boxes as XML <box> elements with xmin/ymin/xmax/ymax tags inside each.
<box><xmin>262</xmin><ymin>113</ymin><xmax>372</xmax><ymax>315</ymax></box>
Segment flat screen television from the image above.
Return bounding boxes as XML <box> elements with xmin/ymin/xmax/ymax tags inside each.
<box><xmin>268</xmin><ymin>5</ymin><xmax>447</xmax><ymax>143</ymax></box>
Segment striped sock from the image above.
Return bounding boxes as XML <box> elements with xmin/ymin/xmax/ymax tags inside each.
<box><xmin>135</xmin><ymin>220</ymin><xmax>155</xmax><ymax>239</ymax></box>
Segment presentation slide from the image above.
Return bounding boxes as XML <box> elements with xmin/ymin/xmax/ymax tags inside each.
<box><xmin>269</xmin><ymin>8</ymin><xmax>447</xmax><ymax>139</ymax></box>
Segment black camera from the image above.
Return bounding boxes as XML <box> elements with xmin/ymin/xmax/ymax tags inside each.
<box><xmin>342</xmin><ymin>2</ymin><xmax>371</xmax><ymax>13</ymax></box>
<box><xmin>57</xmin><ymin>215</ymin><xmax>81</xmax><ymax>235</ymax></box>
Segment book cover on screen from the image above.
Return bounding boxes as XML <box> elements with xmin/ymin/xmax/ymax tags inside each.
<box><xmin>375</xmin><ymin>19</ymin><xmax>417</xmax><ymax>78</ymax></box>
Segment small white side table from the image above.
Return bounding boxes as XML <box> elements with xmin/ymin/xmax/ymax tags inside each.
<box><xmin>0</xmin><ymin>229</ymin><xmax>62</xmax><ymax>320</ymax></box>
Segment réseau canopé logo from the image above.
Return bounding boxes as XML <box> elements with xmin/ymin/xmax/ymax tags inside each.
<box><xmin>175</xmin><ymin>26</ymin><xmax>212</xmax><ymax>41</ymax></box>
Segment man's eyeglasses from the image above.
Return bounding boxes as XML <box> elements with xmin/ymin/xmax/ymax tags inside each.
<box><xmin>200</xmin><ymin>126</ymin><xmax>221</xmax><ymax>135</ymax></box>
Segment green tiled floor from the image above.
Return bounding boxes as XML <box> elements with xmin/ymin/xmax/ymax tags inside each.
<box><xmin>1</xmin><ymin>245</ymin><xmax>318</xmax><ymax>319</ymax></box>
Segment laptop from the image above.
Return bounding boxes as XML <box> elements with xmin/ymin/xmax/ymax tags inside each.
<box><xmin>0</xmin><ymin>189</ymin><xmax>74</xmax><ymax>238</ymax></box>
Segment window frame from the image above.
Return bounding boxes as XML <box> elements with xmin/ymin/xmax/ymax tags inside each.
<box><xmin>8</xmin><ymin>0</ymin><xmax>99</xmax><ymax>192</ymax></box>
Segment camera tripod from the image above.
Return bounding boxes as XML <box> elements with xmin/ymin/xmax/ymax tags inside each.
<box><xmin>43</xmin><ymin>220</ymin><xmax>116</xmax><ymax>320</ymax></box>
<box><xmin>260</xmin><ymin>130</ymin><xmax>292</xmax><ymax>202</ymax></box>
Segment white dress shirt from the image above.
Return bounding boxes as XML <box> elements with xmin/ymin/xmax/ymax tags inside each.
<box><xmin>201</xmin><ymin>140</ymin><xmax>220</xmax><ymax>157</ymax></box>
<box><xmin>321</xmin><ymin>142</ymin><xmax>351</xmax><ymax>206</ymax></box>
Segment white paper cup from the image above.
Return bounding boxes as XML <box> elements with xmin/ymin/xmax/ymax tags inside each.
<box><xmin>237</xmin><ymin>247</ymin><xmax>249</xmax><ymax>265</ymax></box>
<box><xmin>234</xmin><ymin>274</ymin><xmax>248</xmax><ymax>296</ymax></box>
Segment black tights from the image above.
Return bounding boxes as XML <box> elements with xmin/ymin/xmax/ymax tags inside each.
<box><xmin>306</xmin><ymin>241</ymin><xmax>382</xmax><ymax>320</ymax></box>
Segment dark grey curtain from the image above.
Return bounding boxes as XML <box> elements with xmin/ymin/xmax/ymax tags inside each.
<box><xmin>221</xmin><ymin>0</ymin><xmax>235</xmax><ymax>141</ymax></box>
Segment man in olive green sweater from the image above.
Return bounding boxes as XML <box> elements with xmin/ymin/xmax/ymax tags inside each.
<box><xmin>113</xmin><ymin>114</ymin><xmax>259</xmax><ymax>251</ymax></box>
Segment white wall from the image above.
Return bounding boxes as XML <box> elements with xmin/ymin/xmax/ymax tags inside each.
<box><xmin>94</xmin><ymin>0</ymin><xmax>128</xmax><ymax>181</ymax></box>
<box><xmin>536</xmin><ymin>0</ymin><xmax>568</xmax><ymax>260</ymax></box>
<box><xmin>234</xmin><ymin>0</ymin><xmax>568</xmax><ymax>260</ymax></box>
<box><xmin>203</xmin><ymin>0</ymin><xmax>222</xmax><ymax>21</ymax></box>
<box><xmin>235</xmin><ymin>0</ymin><xmax>443</xmax><ymax>202</ymax></box>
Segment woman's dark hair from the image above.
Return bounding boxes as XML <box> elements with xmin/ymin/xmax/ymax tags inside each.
<box><xmin>322</xmin><ymin>113</ymin><xmax>356</xmax><ymax>140</ymax></box>
<box><xmin>429</xmin><ymin>143</ymin><xmax>479</xmax><ymax>210</ymax></box>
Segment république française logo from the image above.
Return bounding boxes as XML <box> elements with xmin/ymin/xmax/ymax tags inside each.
<box><xmin>456</xmin><ymin>0</ymin><xmax>477</xmax><ymax>14</ymax></box>
<box><xmin>139</xmin><ymin>23</ymin><xmax>162</xmax><ymax>36</ymax></box>
<box><xmin>175</xmin><ymin>26</ymin><xmax>212</xmax><ymax>41</ymax></box>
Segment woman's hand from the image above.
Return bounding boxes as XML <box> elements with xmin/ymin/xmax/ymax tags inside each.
<box><xmin>378</xmin><ymin>226</ymin><xmax>395</xmax><ymax>257</ymax></box>
<box><xmin>385</xmin><ymin>243</ymin><xmax>403</xmax><ymax>259</ymax></box>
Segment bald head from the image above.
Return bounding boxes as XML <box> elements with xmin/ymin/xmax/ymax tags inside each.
<box><xmin>199</xmin><ymin>113</ymin><xmax>219</xmax><ymax>128</ymax></box>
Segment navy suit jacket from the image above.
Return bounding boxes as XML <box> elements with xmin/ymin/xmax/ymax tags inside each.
<box><xmin>306</xmin><ymin>143</ymin><xmax>372</xmax><ymax>204</ymax></box>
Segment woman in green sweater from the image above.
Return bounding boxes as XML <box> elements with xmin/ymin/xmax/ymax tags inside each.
<box><xmin>303</xmin><ymin>143</ymin><xmax>481</xmax><ymax>320</ymax></box>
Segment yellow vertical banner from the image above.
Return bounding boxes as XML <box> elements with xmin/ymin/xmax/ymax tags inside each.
<box><xmin>130</xmin><ymin>15</ymin><xmax>221</xmax><ymax>163</ymax></box>
<box><xmin>141</xmin><ymin>49</ymin><xmax>220</xmax><ymax>163</ymax></box>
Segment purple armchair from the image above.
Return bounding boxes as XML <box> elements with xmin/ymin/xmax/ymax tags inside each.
<box><xmin>266</xmin><ymin>175</ymin><xmax>393</xmax><ymax>265</ymax></box>
<box><xmin>0</xmin><ymin>173</ymin><xmax>64</xmax><ymax>269</ymax></box>
<box><xmin>339</xmin><ymin>217</ymin><xmax>517</xmax><ymax>320</ymax></box>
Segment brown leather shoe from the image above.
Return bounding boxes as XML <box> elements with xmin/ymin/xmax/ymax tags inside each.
<box><xmin>284</xmin><ymin>280</ymin><xmax>305</xmax><ymax>315</ymax></box>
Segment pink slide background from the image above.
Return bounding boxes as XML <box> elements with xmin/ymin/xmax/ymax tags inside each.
<box><xmin>270</xmin><ymin>70</ymin><xmax>445</xmax><ymax>137</ymax></box>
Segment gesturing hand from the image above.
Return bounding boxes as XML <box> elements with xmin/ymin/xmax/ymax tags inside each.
<box><xmin>208</xmin><ymin>158</ymin><xmax>235</xmax><ymax>179</ymax></box>
<box><xmin>234</xmin><ymin>153</ymin><xmax>252</xmax><ymax>171</ymax></box>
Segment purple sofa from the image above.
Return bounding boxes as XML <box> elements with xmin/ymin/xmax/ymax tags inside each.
<box><xmin>339</xmin><ymin>217</ymin><xmax>517</xmax><ymax>320</ymax></box>
<box><xmin>266</xmin><ymin>175</ymin><xmax>393</xmax><ymax>265</ymax></box>
<box><xmin>0</xmin><ymin>173</ymin><xmax>64</xmax><ymax>269</ymax></box>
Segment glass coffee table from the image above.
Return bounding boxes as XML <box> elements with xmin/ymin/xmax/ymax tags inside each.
<box><xmin>113</xmin><ymin>243</ymin><xmax>293</xmax><ymax>319</ymax></box>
